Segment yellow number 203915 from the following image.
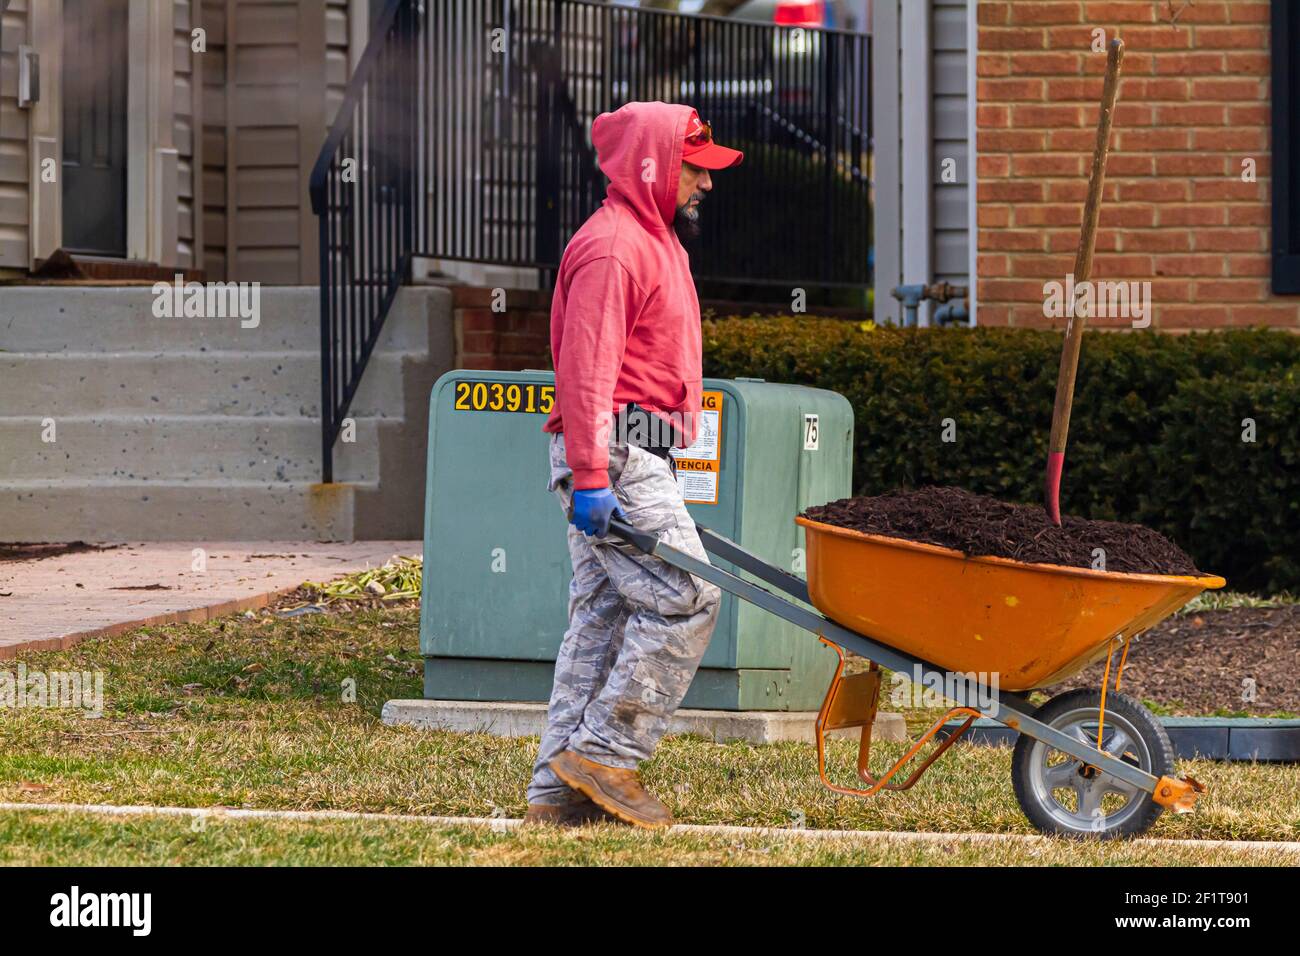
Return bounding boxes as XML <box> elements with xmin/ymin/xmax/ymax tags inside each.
<box><xmin>453</xmin><ymin>380</ymin><xmax>554</xmax><ymax>415</ymax></box>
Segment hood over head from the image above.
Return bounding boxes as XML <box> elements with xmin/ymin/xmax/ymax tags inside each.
<box><xmin>590</xmin><ymin>101</ymin><xmax>695</xmax><ymax>231</ymax></box>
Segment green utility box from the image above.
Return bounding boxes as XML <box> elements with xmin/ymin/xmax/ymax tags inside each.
<box><xmin>419</xmin><ymin>370</ymin><xmax>853</xmax><ymax>711</ymax></box>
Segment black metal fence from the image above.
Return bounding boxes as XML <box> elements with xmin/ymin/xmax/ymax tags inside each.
<box><xmin>311</xmin><ymin>0</ymin><xmax>872</xmax><ymax>481</ymax></box>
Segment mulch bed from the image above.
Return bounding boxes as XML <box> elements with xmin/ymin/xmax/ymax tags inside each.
<box><xmin>802</xmin><ymin>486</ymin><xmax>1201</xmax><ymax>575</ymax></box>
<box><xmin>267</xmin><ymin>584</ymin><xmax>419</xmax><ymax>617</ymax></box>
<box><xmin>258</xmin><ymin>568</ymin><xmax>1295</xmax><ymax>716</ymax></box>
<box><xmin>1050</xmin><ymin>604</ymin><xmax>1300</xmax><ymax>716</ymax></box>
<box><xmin>0</xmin><ymin>542</ymin><xmax>119</xmax><ymax>563</ymax></box>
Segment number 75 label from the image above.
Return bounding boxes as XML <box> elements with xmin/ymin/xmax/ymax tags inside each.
<box><xmin>803</xmin><ymin>413</ymin><xmax>819</xmax><ymax>451</ymax></box>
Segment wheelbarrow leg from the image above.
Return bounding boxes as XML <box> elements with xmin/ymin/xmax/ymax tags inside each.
<box><xmin>815</xmin><ymin>640</ymin><xmax>981</xmax><ymax>797</ymax></box>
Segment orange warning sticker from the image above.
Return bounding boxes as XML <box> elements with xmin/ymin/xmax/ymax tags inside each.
<box><xmin>674</xmin><ymin>458</ymin><xmax>719</xmax><ymax>473</ymax></box>
<box><xmin>670</xmin><ymin>390</ymin><xmax>723</xmax><ymax>504</ymax></box>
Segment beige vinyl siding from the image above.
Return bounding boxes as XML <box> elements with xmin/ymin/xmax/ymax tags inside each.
<box><xmin>231</xmin><ymin>0</ymin><xmax>301</xmax><ymax>283</ymax></box>
<box><xmin>325</xmin><ymin>0</ymin><xmax>349</xmax><ymax>126</ymax></box>
<box><xmin>224</xmin><ymin>0</ymin><xmax>324</xmax><ymax>284</ymax></box>
<box><xmin>200</xmin><ymin>0</ymin><xmax>227</xmax><ymax>278</ymax></box>
<box><xmin>198</xmin><ymin>0</ymin><xmax>350</xmax><ymax>284</ymax></box>
<box><xmin>0</xmin><ymin>0</ymin><xmax>30</xmax><ymax>268</ymax></box>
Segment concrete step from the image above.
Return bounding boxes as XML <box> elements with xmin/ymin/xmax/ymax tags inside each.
<box><xmin>422</xmin><ymin>260</ymin><xmax>542</xmax><ymax>290</ymax></box>
<box><xmin>0</xmin><ymin>416</ymin><xmax>379</xmax><ymax>482</ymax></box>
<box><xmin>0</xmin><ymin>285</ymin><xmax>436</xmax><ymax>353</ymax></box>
<box><xmin>382</xmin><ymin>699</ymin><xmax>910</xmax><ymax>745</ymax></box>
<box><xmin>0</xmin><ymin>285</ymin><xmax>455</xmax><ymax>540</ymax></box>
<box><xmin>2</xmin><ymin>479</ymin><xmax>367</xmax><ymax>541</ymax></box>
<box><xmin>0</xmin><ymin>351</ymin><xmax>407</xmax><ymax>417</ymax></box>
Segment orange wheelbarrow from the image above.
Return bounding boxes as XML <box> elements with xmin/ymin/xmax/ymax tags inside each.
<box><xmin>607</xmin><ymin>515</ymin><xmax>1225</xmax><ymax>840</ymax></box>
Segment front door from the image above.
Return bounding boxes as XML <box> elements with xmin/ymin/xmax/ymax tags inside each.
<box><xmin>62</xmin><ymin>0</ymin><xmax>129</xmax><ymax>257</ymax></box>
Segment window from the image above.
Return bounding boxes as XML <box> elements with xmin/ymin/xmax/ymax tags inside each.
<box><xmin>1273</xmin><ymin>0</ymin><xmax>1300</xmax><ymax>293</ymax></box>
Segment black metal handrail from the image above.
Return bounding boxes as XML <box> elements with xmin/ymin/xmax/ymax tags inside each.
<box><xmin>311</xmin><ymin>0</ymin><xmax>872</xmax><ymax>482</ymax></box>
<box><xmin>755</xmin><ymin>104</ymin><xmax>869</xmax><ymax>183</ymax></box>
<box><xmin>310</xmin><ymin>0</ymin><xmax>416</xmax><ymax>484</ymax></box>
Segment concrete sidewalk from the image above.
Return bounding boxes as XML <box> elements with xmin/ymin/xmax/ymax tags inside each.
<box><xmin>0</xmin><ymin>541</ymin><xmax>419</xmax><ymax>658</ymax></box>
<box><xmin>2</xmin><ymin>802</ymin><xmax>1297</xmax><ymax>857</ymax></box>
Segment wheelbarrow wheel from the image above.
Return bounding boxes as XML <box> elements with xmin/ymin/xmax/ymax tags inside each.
<box><xmin>1011</xmin><ymin>689</ymin><xmax>1175</xmax><ymax>840</ymax></box>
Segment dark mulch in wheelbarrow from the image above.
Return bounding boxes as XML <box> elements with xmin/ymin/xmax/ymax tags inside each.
<box><xmin>802</xmin><ymin>487</ymin><xmax>1201</xmax><ymax>576</ymax></box>
<box><xmin>1050</xmin><ymin>604</ymin><xmax>1300</xmax><ymax>716</ymax></box>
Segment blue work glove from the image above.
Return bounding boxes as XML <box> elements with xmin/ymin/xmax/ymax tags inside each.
<box><xmin>570</xmin><ymin>487</ymin><xmax>627</xmax><ymax>538</ymax></box>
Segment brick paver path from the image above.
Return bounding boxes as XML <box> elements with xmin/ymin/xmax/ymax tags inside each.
<box><xmin>0</xmin><ymin>541</ymin><xmax>419</xmax><ymax>657</ymax></box>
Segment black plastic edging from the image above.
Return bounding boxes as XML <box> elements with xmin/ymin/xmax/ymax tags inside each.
<box><xmin>936</xmin><ymin>717</ymin><xmax>1300</xmax><ymax>762</ymax></box>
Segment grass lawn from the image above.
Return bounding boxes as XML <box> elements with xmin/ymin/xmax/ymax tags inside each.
<box><xmin>2</xmin><ymin>811</ymin><xmax>1296</xmax><ymax>866</ymax></box>
<box><xmin>1</xmin><ymin>606</ymin><xmax>1296</xmax><ymax>864</ymax></box>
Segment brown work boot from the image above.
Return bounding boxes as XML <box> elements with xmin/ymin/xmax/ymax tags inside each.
<box><xmin>548</xmin><ymin>750</ymin><xmax>673</xmax><ymax>830</ymax></box>
<box><xmin>521</xmin><ymin>796</ymin><xmax>618</xmax><ymax>828</ymax></box>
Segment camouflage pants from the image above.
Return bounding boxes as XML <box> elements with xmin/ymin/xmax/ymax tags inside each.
<box><xmin>527</xmin><ymin>432</ymin><xmax>722</xmax><ymax>805</ymax></box>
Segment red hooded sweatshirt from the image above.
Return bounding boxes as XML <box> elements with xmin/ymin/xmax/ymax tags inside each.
<box><xmin>543</xmin><ymin>101</ymin><xmax>703</xmax><ymax>490</ymax></box>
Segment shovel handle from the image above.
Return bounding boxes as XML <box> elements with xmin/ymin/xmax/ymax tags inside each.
<box><xmin>1045</xmin><ymin>38</ymin><xmax>1124</xmax><ymax>520</ymax></box>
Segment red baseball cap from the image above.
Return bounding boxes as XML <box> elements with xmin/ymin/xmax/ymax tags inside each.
<box><xmin>681</xmin><ymin>110</ymin><xmax>744</xmax><ymax>170</ymax></box>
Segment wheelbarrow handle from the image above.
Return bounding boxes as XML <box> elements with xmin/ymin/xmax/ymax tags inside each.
<box><xmin>606</xmin><ymin>516</ymin><xmax>659</xmax><ymax>555</ymax></box>
<box><xmin>557</xmin><ymin>476</ymin><xmax>658</xmax><ymax>554</ymax></box>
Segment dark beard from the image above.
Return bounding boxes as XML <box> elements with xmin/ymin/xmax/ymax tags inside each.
<box><xmin>674</xmin><ymin>196</ymin><xmax>703</xmax><ymax>244</ymax></box>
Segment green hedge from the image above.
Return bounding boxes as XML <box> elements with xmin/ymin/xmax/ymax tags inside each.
<box><xmin>702</xmin><ymin>318</ymin><xmax>1300</xmax><ymax>593</ymax></box>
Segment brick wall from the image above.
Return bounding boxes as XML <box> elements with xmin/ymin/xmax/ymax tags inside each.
<box><xmin>976</xmin><ymin>0</ymin><xmax>1296</xmax><ymax>330</ymax></box>
<box><xmin>452</xmin><ymin>286</ymin><xmax>554</xmax><ymax>370</ymax></box>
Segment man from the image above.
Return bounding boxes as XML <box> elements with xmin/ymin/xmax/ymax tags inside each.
<box><xmin>525</xmin><ymin>102</ymin><xmax>743</xmax><ymax>829</ymax></box>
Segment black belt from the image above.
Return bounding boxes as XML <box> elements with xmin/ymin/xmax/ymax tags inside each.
<box><xmin>617</xmin><ymin>403</ymin><xmax>677</xmax><ymax>461</ymax></box>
